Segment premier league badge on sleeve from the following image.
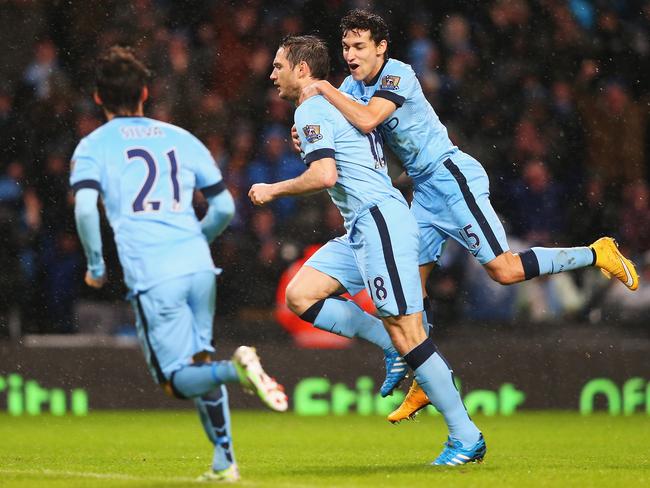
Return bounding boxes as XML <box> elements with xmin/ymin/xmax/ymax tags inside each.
<box><xmin>303</xmin><ymin>125</ymin><xmax>323</xmax><ymax>143</ymax></box>
<box><xmin>380</xmin><ymin>75</ymin><xmax>401</xmax><ymax>90</ymax></box>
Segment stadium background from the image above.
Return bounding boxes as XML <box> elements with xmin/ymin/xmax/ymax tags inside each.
<box><xmin>0</xmin><ymin>0</ymin><xmax>648</xmax><ymax>415</ymax></box>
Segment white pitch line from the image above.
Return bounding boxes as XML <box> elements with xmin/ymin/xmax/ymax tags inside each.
<box><xmin>0</xmin><ymin>468</ymin><xmax>199</xmax><ymax>484</ymax></box>
<box><xmin>0</xmin><ymin>468</ymin><xmax>317</xmax><ymax>487</ymax></box>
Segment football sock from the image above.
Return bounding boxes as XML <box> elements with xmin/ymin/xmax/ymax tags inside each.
<box><xmin>195</xmin><ymin>385</ymin><xmax>235</xmax><ymax>471</ymax></box>
<box><xmin>300</xmin><ymin>296</ymin><xmax>394</xmax><ymax>352</ymax></box>
<box><xmin>171</xmin><ymin>362</ymin><xmax>239</xmax><ymax>398</ymax></box>
<box><xmin>520</xmin><ymin>247</ymin><xmax>595</xmax><ymax>280</ymax></box>
<box><xmin>404</xmin><ymin>338</ymin><xmax>480</xmax><ymax>448</ymax></box>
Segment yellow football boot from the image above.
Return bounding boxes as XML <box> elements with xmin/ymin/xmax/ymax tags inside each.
<box><xmin>387</xmin><ymin>380</ymin><xmax>430</xmax><ymax>424</ymax></box>
<box><xmin>589</xmin><ymin>237</ymin><xmax>639</xmax><ymax>291</ymax></box>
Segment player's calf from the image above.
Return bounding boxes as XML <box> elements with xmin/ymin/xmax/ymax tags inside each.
<box><xmin>168</xmin><ymin>360</ymin><xmax>240</xmax><ymax>399</ymax></box>
<box><xmin>285</xmin><ymin>265</ymin><xmax>343</xmax><ymax>315</ymax></box>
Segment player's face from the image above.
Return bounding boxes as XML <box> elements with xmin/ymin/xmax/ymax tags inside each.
<box><xmin>270</xmin><ymin>47</ymin><xmax>300</xmax><ymax>102</ymax></box>
<box><xmin>342</xmin><ymin>29</ymin><xmax>386</xmax><ymax>83</ymax></box>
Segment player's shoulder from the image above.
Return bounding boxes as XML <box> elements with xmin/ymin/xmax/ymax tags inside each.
<box><xmin>78</xmin><ymin>120</ymin><xmax>111</xmax><ymax>145</ymax></box>
<box><xmin>73</xmin><ymin>121</ymin><xmax>112</xmax><ymax>158</ymax></box>
<box><xmin>385</xmin><ymin>58</ymin><xmax>415</xmax><ymax>74</ymax></box>
<box><xmin>339</xmin><ymin>75</ymin><xmax>357</xmax><ymax>93</ymax></box>
<box><xmin>296</xmin><ymin>95</ymin><xmax>335</xmax><ymax>119</ymax></box>
<box><xmin>380</xmin><ymin>58</ymin><xmax>416</xmax><ymax>86</ymax></box>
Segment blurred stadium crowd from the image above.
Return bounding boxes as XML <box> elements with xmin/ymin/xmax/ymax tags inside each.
<box><xmin>0</xmin><ymin>0</ymin><xmax>648</xmax><ymax>336</ymax></box>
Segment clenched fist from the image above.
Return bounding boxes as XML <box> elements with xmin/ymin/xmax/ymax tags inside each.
<box><xmin>249</xmin><ymin>183</ymin><xmax>277</xmax><ymax>206</ymax></box>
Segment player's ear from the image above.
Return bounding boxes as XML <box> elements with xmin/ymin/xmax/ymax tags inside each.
<box><xmin>93</xmin><ymin>91</ymin><xmax>103</xmax><ymax>107</ymax></box>
<box><xmin>141</xmin><ymin>86</ymin><xmax>149</xmax><ymax>103</ymax></box>
<box><xmin>298</xmin><ymin>60</ymin><xmax>310</xmax><ymax>78</ymax></box>
<box><xmin>376</xmin><ymin>40</ymin><xmax>388</xmax><ymax>56</ymax></box>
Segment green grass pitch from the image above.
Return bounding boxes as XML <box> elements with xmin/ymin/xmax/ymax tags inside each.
<box><xmin>1</xmin><ymin>411</ymin><xmax>649</xmax><ymax>487</ymax></box>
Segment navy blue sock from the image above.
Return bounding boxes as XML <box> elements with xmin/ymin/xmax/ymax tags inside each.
<box><xmin>195</xmin><ymin>385</ymin><xmax>235</xmax><ymax>471</ymax></box>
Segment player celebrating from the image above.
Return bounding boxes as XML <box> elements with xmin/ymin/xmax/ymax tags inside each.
<box><xmin>250</xmin><ymin>35</ymin><xmax>486</xmax><ymax>465</ymax></box>
<box><xmin>297</xmin><ymin>9</ymin><xmax>640</xmax><ymax>426</ymax></box>
<box><xmin>70</xmin><ymin>46</ymin><xmax>287</xmax><ymax>482</ymax></box>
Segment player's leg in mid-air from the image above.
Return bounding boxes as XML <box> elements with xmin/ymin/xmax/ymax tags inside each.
<box><xmin>391</xmin><ymin>151</ymin><xmax>640</xmax><ymax>424</ymax></box>
<box><xmin>438</xmin><ymin>153</ymin><xmax>638</xmax><ymax>289</ymax></box>
<box><xmin>352</xmin><ymin>198</ymin><xmax>485</xmax><ymax>465</ymax></box>
<box><xmin>131</xmin><ymin>271</ymin><xmax>287</xmax><ymax>481</ymax></box>
<box><xmin>285</xmin><ymin>237</ymin><xmax>408</xmax><ymax>396</ymax></box>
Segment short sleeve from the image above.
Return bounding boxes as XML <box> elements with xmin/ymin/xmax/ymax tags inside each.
<box><xmin>192</xmin><ymin>136</ymin><xmax>225</xmax><ymax>197</ymax></box>
<box><xmin>69</xmin><ymin>138</ymin><xmax>103</xmax><ymax>194</ymax></box>
<box><xmin>294</xmin><ymin>101</ymin><xmax>336</xmax><ymax>166</ymax></box>
<box><xmin>371</xmin><ymin>63</ymin><xmax>416</xmax><ymax>108</ymax></box>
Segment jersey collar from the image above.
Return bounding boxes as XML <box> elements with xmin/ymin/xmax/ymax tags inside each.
<box><xmin>364</xmin><ymin>58</ymin><xmax>389</xmax><ymax>87</ymax></box>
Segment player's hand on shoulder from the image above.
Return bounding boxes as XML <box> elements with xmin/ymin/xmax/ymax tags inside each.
<box><xmin>290</xmin><ymin>125</ymin><xmax>302</xmax><ymax>153</ymax></box>
<box><xmin>248</xmin><ymin>183</ymin><xmax>276</xmax><ymax>206</ymax></box>
<box><xmin>299</xmin><ymin>80</ymin><xmax>323</xmax><ymax>104</ymax></box>
<box><xmin>85</xmin><ymin>270</ymin><xmax>107</xmax><ymax>289</ymax></box>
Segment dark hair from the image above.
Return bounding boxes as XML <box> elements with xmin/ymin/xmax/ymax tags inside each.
<box><xmin>279</xmin><ymin>35</ymin><xmax>330</xmax><ymax>80</ymax></box>
<box><xmin>95</xmin><ymin>45</ymin><xmax>151</xmax><ymax>114</ymax></box>
<box><xmin>340</xmin><ymin>9</ymin><xmax>390</xmax><ymax>46</ymax></box>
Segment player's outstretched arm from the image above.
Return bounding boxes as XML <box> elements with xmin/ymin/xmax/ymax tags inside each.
<box><xmin>74</xmin><ymin>188</ymin><xmax>106</xmax><ymax>288</ymax></box>
<box><xmin>249</xmin><ymin>158</ymin><xmax>337</xmax><ymax>205</ymax></box>
<box><xmin>201</xmin><ymin>189</ymin><xmax>235</xmax><ymax>243</ymax></box>
<box><xmin>304</xmin><ymin>80</ymin><xmax>396</xmax><ymax>134</ymax></box>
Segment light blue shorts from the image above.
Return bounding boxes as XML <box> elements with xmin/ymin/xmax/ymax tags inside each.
<box><xmin>131</xmin><ymin>270</ymin><xmax>217</xmax><ymax>383</ymax></box>
<box><xmin>306</xmin><ymin>197</ymin><xmax>423</xmax><ymax>317</ymax></box>
<box><xmin>411</xmin><ymin>151</ymin><xmax>510</xmax><ymax>266</ymax></box>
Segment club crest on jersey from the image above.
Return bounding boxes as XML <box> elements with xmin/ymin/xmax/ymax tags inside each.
<box><xmin>380</xmin><ymin>75</ymin><xmax>401</xmax><ymax>90</ymax></box>
<box><xmin>303</xmin><ymin>125</ymin><xmax>323</xmax><ymax>143</ymax></box>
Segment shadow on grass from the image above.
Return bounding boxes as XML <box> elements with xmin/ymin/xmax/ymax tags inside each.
<box><xmin>283</xmin><ymin>462</ymin><xmax>495</xmax><ymax>478</ymax></box>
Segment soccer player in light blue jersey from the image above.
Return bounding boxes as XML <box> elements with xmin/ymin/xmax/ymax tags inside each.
<box><xmin>70</xmin><ymin>46</ymin><xmax>287</xmax><ymax>482</ymax></box>
<box><xmin>249</xmin><ymin>35</ymin><xmax>485</xmax><ymax>465</ymax></box>
<box><xmin>295</xmin><ymin>9</ymin><xmax>639</xmax><ymax>464</ymax></box>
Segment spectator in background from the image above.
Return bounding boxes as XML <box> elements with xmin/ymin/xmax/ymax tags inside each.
<box><xmin>0</xmin><ymin>161</ymin><xmax>27</xmax><ymax>336</ymax></box>
<box><xmin>407</xmin><ymin>19</ymin><xmax>438</xmax><ymax>78</ymax></box>
<box><xmin>577</xmin><ymin>61</ymin><xmax>647</xmax><ymax>186</ymax></box>
<box><xmin>162</xmin><ymin>33</ymin><xmax>203</xmax><ymax>130</ymax></box>
<box><xmin>619</xmin><ymin>180</ymin><xmax>650</xmax><ymax>257</ymax></box>
<box><xmin>223</xmin><ymin>125</ymin><xmax>255</xmax><ymax>231</ymax></box>
<box><xmin>22</xmin><ymin>39</ymin><xmax>68</xmax><ymax>100</ymax></box>
<box><xmin>508</xmin><ymin>159</ymin><xmax>564</xmax><ymax>245</ymax></box>
<box><xmin>39</xmin><ymin>230</ymin><xmax>82</xmax><ymax>333</ymax></box>
<box><xmin>247</xmin><ymin>125</ymin><xmax>304</xmax><ymax>222</ymax></box>
<box><xmin>568</xmin><ymin>177</ymin><xmax>616</xmax><ymax>245</ymax></box>
<box><xmin>229</xmin><ymin>208</ymin><xmax>283</xmax><ymax>311</ymax></box>
<box><xmin>0</xmin><ymin>1</ymin><xmax>647</xmax><ymax>329</ymax></box>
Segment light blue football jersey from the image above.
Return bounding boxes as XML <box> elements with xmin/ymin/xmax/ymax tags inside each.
<box><xmin>339</xmin><ymin>58</ymin><xmax>457</xmax><ymax>181</ymax></box>
<box><xmin>295</xmin><ymin>95</ymin><xmax>406</xmax><ymax>231</ymax></box>
<box><xmin>69</xmin><ymin>117</ymin><xmax>223</xmax><ymax>292</ymax></box>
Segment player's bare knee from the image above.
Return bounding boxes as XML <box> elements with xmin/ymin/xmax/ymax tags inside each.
<box><xmin>486</xmin><ymin>253</ymin><xmax>524</xmax><ymax>285</ymax></box>
<box><xmin>285</xmin><ymin>280</ymin><xmax>311</xmax><ymax>315</ymax></box>
<box><xmin>488</xmin><ymin>267</ymin><xmax>517</xmax><ymax>285</ymax></box>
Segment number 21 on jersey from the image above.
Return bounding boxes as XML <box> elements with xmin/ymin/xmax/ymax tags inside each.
<box><xmin>126</xmin><ymin>148</ymin><xmax>181</xmax><ymax>213</ymax></box>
